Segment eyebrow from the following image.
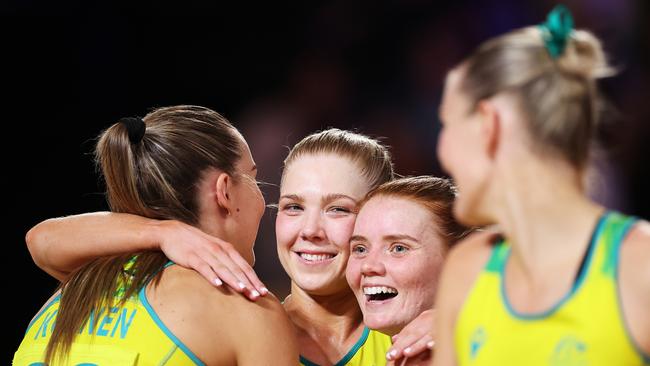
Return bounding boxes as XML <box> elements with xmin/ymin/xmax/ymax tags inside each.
<box><xmin>279</xmin><ymin>194</ymin><xmax>302</xmax><ymax>202</ymax></box>
<box><xmin>278</xmin><ymin>193</ymin><xmax>358</xmax><ymax>204</ymax></box>
<box><xmin>322</xmin><ymin>193</ymin><xmax>358</xmax><ymax>204</ymax></box>
<box><xmin>349</xmin><ymin>233</ymin><xmax>421</xmax><ymax>247</ymax></box>
<box><xmin>384</xmin><ymin>234</ymin><xmax>419</xmax><ymax>243</ymax></box>
<box><xmin>350</xmin><ymin>233</ymin><xmax>419</xmax><ymax>243</ymax></box>
<box><xmin>349</xmin><ymin>235</ymin><xmax>367</xmax><ymax>243</ymax></box>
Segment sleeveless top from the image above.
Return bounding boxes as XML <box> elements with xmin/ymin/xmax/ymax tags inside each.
<box><xmin>299</xmin><ymin>327</ymin><xmax>391</xmax><ymax>366</ymax></box>
<box><xmin>14</xmin><ymin>260</ymin><xmax>203</xmax><ymax>365</ymax></box>
<box><xmin>455</xmin><ymin>211</ymin><xmax>650</xmax><ymax>365</ymax></box>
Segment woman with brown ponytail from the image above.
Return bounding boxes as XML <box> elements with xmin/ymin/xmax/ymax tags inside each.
<box><xmin>13</xmin><ymin>105</ymin><xmax>298</xmax><ymax>365</ymax></box>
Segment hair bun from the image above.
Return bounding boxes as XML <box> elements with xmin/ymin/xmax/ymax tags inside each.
<box><xmin>557</xmin><ymin>30</ymin><xmax>615</xmax><ymax>80</ymax></box>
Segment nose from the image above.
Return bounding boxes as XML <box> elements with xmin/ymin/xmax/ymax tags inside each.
<box><xmin>300</xmin><ymin>210</ymin><xmax>325</xmax><ymax>241</ymax></box>
<box><xmin>360</xmin><ymin>249</ymin><xmax>386</xmax><ymax>277</ymax></box>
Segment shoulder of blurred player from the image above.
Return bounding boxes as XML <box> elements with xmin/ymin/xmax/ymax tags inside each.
<box><xmin>619</xmin><ymin>219</ymin><xmax>650</xmax><ymax>355</ymax></box>
<box><xmin>432</xmin><ymin>228</ymin><xmax>498</xmax><ymax>366</ymax></box>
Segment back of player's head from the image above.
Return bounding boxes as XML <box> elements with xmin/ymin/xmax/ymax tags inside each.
<box><xmin>457</xmin><ymin>5</ymin><xmax>613</xmax><ymax>170</ymax></box>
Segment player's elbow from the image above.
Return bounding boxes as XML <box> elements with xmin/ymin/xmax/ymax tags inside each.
<box><xmin>25</xmin><ymin>219</ymin><xmax>56</xmax><ymax>269</ymax></box>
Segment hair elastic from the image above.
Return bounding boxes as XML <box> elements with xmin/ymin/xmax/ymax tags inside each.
<box><xmin>539</xmin><ymin>4</ymin><xmax>574</xmax><ymax>59</ymax></box>
<box><xmin>119</xmin><ymin>117</ymin><xmax>146</xmax><ymax>144</ymax></box>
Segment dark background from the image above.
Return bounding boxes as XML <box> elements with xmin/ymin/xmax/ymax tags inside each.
<box><xmin>4</xmin><ymin>0</ymin><xmax>649</xmax><ymax>362</ymax></box>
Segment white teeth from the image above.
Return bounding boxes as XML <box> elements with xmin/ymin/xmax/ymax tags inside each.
<box><xmin>299</xmin><ymin>253</ymin><xmax>335</xmax><ymax>262</ymax></box>
<box><xmin>363</xmin><ymin>286</ymin><xmax>398</xmax><ymax>295</ymax></box>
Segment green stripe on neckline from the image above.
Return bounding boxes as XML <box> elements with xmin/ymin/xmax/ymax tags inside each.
<box><xmin>299</xmin><ymin>326</ymin><xmax>370</xmax><ymax>366</ymax></box>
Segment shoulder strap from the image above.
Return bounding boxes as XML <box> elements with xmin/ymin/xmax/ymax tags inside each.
<box><xmin>599</xmin><ymin>211</ymin><xmax>637</xmax><ymax>277</ymax></box>
<box><xmin>485</xmin><ymin>240</ymin><xmax>509</xmax><ymax>274</ymax></box>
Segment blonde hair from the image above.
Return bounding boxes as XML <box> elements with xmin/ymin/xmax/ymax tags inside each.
<box><xmin>459</xmin><ymin>26</ymin><xmax>614</xmax><ymax>170</ymax></box>
<box><xmin>283</xmin><ymin>128</ymin><xmax>395</xmax><ymax>190</ymax></box>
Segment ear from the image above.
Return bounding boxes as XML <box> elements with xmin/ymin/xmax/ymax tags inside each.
<box><xmin>215</xmin><ymin>172</ymin><xmax>234</xmax><ymax>215</ymax></box>
<box><xmin>477</xmin><ymin>100</ymin><xmax>500</xmax><ymax>160</ymax></box>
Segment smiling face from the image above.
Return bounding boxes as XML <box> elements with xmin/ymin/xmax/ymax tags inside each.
<box><xmin>276</xmin><ymin>153</ymin><xmax>371</xmax><ymax>296</ymax></box>
<box><xmin>346</xmin><ymin>195</ymin><xmax>446</xmax><ymax>335</ymax></box>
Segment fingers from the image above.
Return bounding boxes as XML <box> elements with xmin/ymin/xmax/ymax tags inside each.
<box><xmin>393</xmin><ymin>350</ymin><xmax>432</xmax><ymax>366</ymax></box>
<box><xmin>207</xmin><ymin>237</ymin><xmax>268</xmax><ymax>299</ymax></box>
<box><xmin>387</xmin><ymin>334</ymin><xmax>434</xmax><ymax>361</ymax></box>
<box><xmin>403</xmin><ymin>335</ymin><xmax>435</xmax><ymax>358</ymax></box>
<box><xmin>163</xmin><ymin>221</ymin><xmax>268</xmax><ymax>301</ymax></box>
<box><xmin>228</xmin><ymin>248</ymin><xmax>269</xmax><ymax>296</ymax></box>
<box><xmin>192</xmin><ymin>260</ymin><xmax>225</xmax><ymax>288</ymax></box>
<box><xmin>201</xmin><ymin>251</ymin><xmax>261</xmax><ymax>301</ymax></box>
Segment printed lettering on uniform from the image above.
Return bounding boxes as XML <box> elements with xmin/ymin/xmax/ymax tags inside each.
<box><xmin>35</xmin><ymin>306</ymin><xmax>138</xmax><ymax>340</ymax></box>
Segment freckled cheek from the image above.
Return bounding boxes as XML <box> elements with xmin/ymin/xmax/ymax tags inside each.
<box><xmin>395</xmin><ymin>261</ymin><xmax>435</xmax><ymax>296</ymax></box>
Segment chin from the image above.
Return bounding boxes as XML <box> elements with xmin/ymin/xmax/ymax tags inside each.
<box><xmin>364</xmin><ymin>316</ymin><xmax>402</xmax><ymax>336</ymax></box>
<box><xmin>454</xmin><ymin>200</ymin><xmax>485</xmax><ymax>227</ymax></box>
<box><xmin>297</xmin><ymin>276</ymin><xmax>348</xmax><ymax>296</ymax></box>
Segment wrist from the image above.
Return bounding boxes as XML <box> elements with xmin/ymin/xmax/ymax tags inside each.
<box><xmin>141</xmin><ymin>218</ymin><xmax>169</xmax><ymax>251</ymax></box>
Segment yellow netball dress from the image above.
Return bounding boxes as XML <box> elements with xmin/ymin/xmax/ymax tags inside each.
<box><xmin>455</xmin><ymin>211</ymin><xmax>650</xmax><ymax>365</ymax></box>
<box><xmin>14</xmin><ymin>261</ymin><xmax>203</xmax><ymax>366</ymax></box>
<box><xmin>299</xmin><ymin>327</ymin><xmax>392</xmax><ymax>366</ymax></box>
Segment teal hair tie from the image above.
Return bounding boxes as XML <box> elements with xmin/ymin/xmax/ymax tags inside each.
<box><xmin>539</xmin><ymin>4</ymin><xmax>574</xmax><ymax>59</ymax></box>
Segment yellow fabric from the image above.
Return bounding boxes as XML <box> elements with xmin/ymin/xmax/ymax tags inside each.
<box><xmin>455</xmin><ymin>211</ymin><xmax>650</xmax><ymax>365</ymax></box>
<box><xmin>299</xmin><ymin>328</ymin><xmax>391</xmax><ymax>366</ymax></box>
<box><xmin>14</xmin><ymin>262</ymin><xmax>203</xmax><ymax>366</ymax></box>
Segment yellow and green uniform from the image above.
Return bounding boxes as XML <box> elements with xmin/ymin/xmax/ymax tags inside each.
<box><xmin>299</xmin><ymin>327</ymin><xmax>391</xmax><ymax>366</ymax></box>
<box><xmin>455</xmin><ymin>211</ymin><xmax>650</xmax><ymax>365</ymax></box>
<box><xmin>13</xmin><ymin>261</ymin><xmax>203</xmax><ymax>366</ymax></box>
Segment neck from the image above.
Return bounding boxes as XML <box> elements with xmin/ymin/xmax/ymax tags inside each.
<box><xmin>284</xmin><ymin>283</ymin><xmax>365</xmax><ymax>364</ymax></box>
<box><xmin>284</xmin><ymin>282</ymin><xmax>364</xmax><ymax>344</ymax></box>
<box><xmin>490</xmin><ymin>156</ymin><xmax>605</xmax><ymax>281</ymax></box>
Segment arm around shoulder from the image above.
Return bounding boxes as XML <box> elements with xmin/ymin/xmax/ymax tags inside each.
<box><xmin>26</xmin><ymin>212</ymin><xmax>161</xmax><ymax>281</ymax></box>
<box><xmin>26</xmin><ymin>212</ymin><xmax>267</xmax><ymax>298</ymax></box>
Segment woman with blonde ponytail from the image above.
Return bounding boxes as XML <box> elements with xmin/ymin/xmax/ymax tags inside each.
<box><xmin>433</xmin><ymin>5</ymin><xmax>650</xmax><ymax>366</ymax></box>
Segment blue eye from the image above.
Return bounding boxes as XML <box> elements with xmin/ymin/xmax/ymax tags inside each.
<box><xmin>282</xmin><ymin>204</ymin><xmax>302</xmax><ymax>212</ymax></box>
<box><xmin>351</xmin><ymin>245</ymin><xmax>367</xmax><ymax>255</ymax></box>
<box><xmin>390</xmin><ymin>244</ymin><xmax>409</xmax><ymax>254</ymax></box>
<box><xmin>330</xmin><ymin>206</ymin><xmax>350</xmax><ymax>213</ymax></box>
